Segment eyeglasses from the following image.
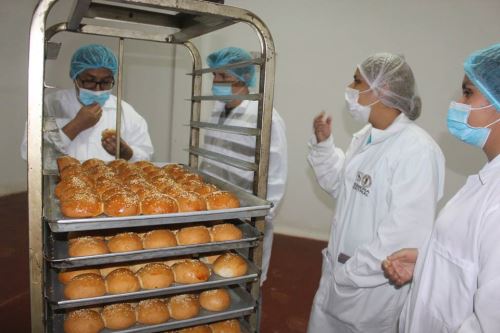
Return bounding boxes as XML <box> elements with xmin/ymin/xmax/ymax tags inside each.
<box><xmin>77</xmin><ymin>78</ymin><xmax>115</xmax><ymax>90</ymax></box>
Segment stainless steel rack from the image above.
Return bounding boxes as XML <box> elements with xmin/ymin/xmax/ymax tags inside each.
<box><xmin>28</xmin><ymin>0</ymin><xmax>276</xmax><ymax>332</ymax></box>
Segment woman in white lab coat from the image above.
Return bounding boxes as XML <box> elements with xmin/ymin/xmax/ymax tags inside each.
<box><xmin>199</xmin><ymin>47</ymin><xmax>287</xmax><ymax>284</ymax></box>
<box><xmin>21</xmin><ymin>44</ymin><xmax>153</xmax><ymax>162</ymax></box>
<box><xmin>307</xmin><ymin>53</ymin><xmax>445</xmax><ymax>333</ymax></box>
<box><xmin>383</xmin><ymin>43</ymin><xmax>500</xmax><ymax>333</ymax></box>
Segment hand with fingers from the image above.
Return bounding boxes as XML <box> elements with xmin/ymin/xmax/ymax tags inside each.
<box><xmin>62</xmin><ymin>103</ymin><xmax>103</xmax><ymax>140</ymax></box>
<box><xmin>382</xmin><ymin>248</ymin><xmax>418</xmax><ymax>287</ymax></box>
<box><xmin>313</xmin><ymin>111</ymin><xmax>332</xmax><ymax>143</ymax></box>
<box><xmin>101</xmin><ymin>135</ymin><xmax>133</xmax><ymax>160</ymax></box>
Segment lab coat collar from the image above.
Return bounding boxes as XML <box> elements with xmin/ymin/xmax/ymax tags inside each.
<box><xmin>214</xmin><ymin>99</ymin><xmax>250</xmax><ymax>115</ymax></box>
<box><xmin>478</xmin><ymin>154</ymin><xmax>500</xmax><ymax>185</ymax></box>
<box><xmin>353</xmin><ymin>113</ymin><xmax>411</xmax><ymax>145</ymax></box>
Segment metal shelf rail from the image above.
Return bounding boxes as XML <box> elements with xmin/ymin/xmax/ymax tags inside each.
<box><xmin>27</xmin><ymin>0</ymin><xmax>276</xmax><ymax>332</ymax></box>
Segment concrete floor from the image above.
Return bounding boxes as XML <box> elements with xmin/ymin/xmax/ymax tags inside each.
<box><xmin>0</xmin><ymin>192</ymin><xmax>326</xmax><ymax>332</ymax></box>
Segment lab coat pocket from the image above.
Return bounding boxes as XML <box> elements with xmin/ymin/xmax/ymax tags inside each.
<box><xmin>419</xmin><ymin>240</ymin><xmax>477</xmax><ymax>329</ymax></box>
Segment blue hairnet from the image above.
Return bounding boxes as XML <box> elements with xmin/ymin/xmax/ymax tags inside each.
<box><xmin>207</xmin><ymin>47</ymin><xmax>256</xmax><ymax>87</ymax></box>
<box><xmin>69</xmin><ymin>44</ymin><xmax>118</xmax><ymax>80</ymax></box>
<box><xmin>464</xmin><ymin>43</ymin><xmax>500</xmax><ymax>111</ymax></box>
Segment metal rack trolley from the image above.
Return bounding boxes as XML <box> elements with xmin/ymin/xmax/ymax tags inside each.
<box><xmin>27</xmin><ymin>0</ymin><xmax>276</xmax><ymax>332</ymax></box>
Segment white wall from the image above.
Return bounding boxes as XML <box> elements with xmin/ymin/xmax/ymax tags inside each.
<box><xmin>2</xmin><ymin>0</ymin><xmax>500</xmax><ymax>240</ymax></box>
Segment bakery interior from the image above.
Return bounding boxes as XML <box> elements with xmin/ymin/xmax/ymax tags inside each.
<box><xmin>1</xmin><ymin>0</ymin><xmax>500</xmax><ymax>332</ymax></box>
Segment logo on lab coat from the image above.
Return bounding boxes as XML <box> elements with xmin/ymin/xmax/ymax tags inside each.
<box><xmin>353</xmin><ymin>171</ymin><xmax>371</xmax><ymax>197</ymax></box>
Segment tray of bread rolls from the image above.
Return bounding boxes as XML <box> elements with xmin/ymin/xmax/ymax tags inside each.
<box><xmin>45</xmin><ymin>220</ymin><xmax>260</xmax><ymax>268</ymax></box>
<box><xmin>48</xmin><ymin>286</ymin><xmax>254</xmax><ymax>333</ymax></box>
<box><xmin>47</xmin><ymin>251</ymin><xmax>258</xmax><ymax>309</ymax></box>
<box><xmin>44</xmin><ymin>157</ymin><xmax>272</xmax><ymax>233</ymax></box>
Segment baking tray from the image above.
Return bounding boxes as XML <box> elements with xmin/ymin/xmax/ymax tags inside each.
<box><xmin>46</xmin><ymin>257</ymin><xmax>259</xmax><ymax>309</ymax></box>
<box><xmin>44</xmin><ymin>171</ymin><xmax>271</xmax><ymax>233</ymax></box>
<box><xmin>47</xmin><ymin>286</ymin><xmax>255</xmax><ymax>333</ymax></box>
<box><xmin>45</xmin><ymin>221</ymin><xmax>260</xmax><ymax>268</ymax></box>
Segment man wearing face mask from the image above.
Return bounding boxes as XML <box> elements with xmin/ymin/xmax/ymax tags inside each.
<box><xmin>306</xmin><ymin>53</ymin><xmax>445</xmax><ymax>333</ymax></box>
<box><xmin>199</xmin><ymin>47</ymin><xmax>287</xmax><ymax>285</ymax></box>
<box><xmin>21</xmin><ymin>44</ymin><xmax>153</xmax><ymax>162</ymax></box>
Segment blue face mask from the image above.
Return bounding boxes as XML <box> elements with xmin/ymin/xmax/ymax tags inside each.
<box><xmin>78</xmin><ymin>87</ymin><xmax>111</xmax><ymax>106</ymax></box>
<box><xmin>211</xmin><ymin>83</ymin><xmax>233</xmax><ymax>97</ymax></box>
<box><xmin>447</xmin><ymin>101</ymin><xmax>499</xmax><ymax>148</ymax></box>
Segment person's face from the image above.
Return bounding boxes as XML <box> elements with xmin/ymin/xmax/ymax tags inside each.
<box><xmin>458</xmin><ymin>75</ymin><xmax>498</xmax><ymax>127</ymax></box>
<box><xmin>212</xmin><ymin>70</ymin><xmax>246</xmax><ymax>94</ymax></box>
<box><xmin>348</xmin><ymin>69</ymin><xmax>378</xmax><ymax>106</ymax></box>
<box><xmin>75</xmin><ymin>68</ymin><xmax>114</xmax><ymax>91</ymax></box>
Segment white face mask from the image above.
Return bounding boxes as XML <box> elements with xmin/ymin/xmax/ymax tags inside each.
<box><xmin>345</xmin><ymin>87</ymin><xmax>379</xmax><ymax>123</ymax></box>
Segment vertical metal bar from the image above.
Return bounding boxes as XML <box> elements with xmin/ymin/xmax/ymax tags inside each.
<box><xmin>115</xmin><ymin>38</ymin><xmax>124</xmax><ymax>159</ymax></box>
<box><xmin>28</xmin><ymin>1</ymin><xmax>59</xmax><ymax>331</ymax></box>
<box><xmin>183</xmin><ymin>41</ymin><xmax>202</xmax><ymax>168</ymax></box>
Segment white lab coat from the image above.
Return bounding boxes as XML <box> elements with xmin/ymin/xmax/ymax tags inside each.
<box><xmin>20</xmin><ymin>88</ymin><xmax>153</xmax><ymax>162</ymax></box>
<box><xmin>199</xmin><ymin>100</ymin><xmax>288</xmax><ymax>283</ymax></box>
<box><xmin>307</xmin><ymin>114</ymin><xmax>445</xmax><ymax>333</ymax></box>
<box><xmin>400</xmin><ymin>155</ymin><xmax>500</xmax><ymax>333</ymax></box>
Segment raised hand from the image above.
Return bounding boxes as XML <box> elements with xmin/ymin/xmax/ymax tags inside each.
<box><xmin>382</xmin><ymin>248</ymin><xmax>418</xmax><ymax>287</ymax></box>
<box><xmin>313</xmin><ymin>111</ymin><xmax>332</xmax><ymax>143</ymax></box>
<box><xmin>62</xmin><ymin>103</ymin><xmax>103</xmax><ymax>140</ymax></box>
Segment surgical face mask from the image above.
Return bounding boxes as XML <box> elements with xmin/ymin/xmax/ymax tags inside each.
<box><xmin>345</xmin><ymin>87</ymin><xmax>378</xmax><ymax>123</ymax></box>
<box><xmin>78</xmin><ymin>87</ymin><xmax>111</xmax><ymax>106</ymax></box>
<box><xmin>212</xmin><ymin>83</ymin><xmax>233</xmax><ymax>97</ymax></box>
<box><xmin>447</xmin><ymin>101</ymin><xmax>500</xmax><ymax>148</ymax></box>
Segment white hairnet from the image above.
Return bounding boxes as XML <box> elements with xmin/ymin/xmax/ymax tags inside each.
<box><xmin>359</xmin><ymin>53</ymin><xmax>421</xmax><ymax>120</ymax></box>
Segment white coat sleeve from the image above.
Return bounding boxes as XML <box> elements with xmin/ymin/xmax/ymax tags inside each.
<box><xmin>122</xmin><ymin>108</ymin><xmax>154</xmax><ymax>162</ymax></box>
<box><xmin>334</xmin><ymin>147</ymin><xmax>444</xmax><ymax>288</ymax></box>
<box><xmin>307</xmin><ymin>134</ymin><xmax>346</xmax><ymax>198</ymax></box>
<box><xmin>457</xmin><ymin>204</ymin><xmax>500</xmax><ymax>333</ymax></box>
<box><xmin>265</xmin><ymin>114</ymin><xmax>287</xmax><ymax>222</ymax></box>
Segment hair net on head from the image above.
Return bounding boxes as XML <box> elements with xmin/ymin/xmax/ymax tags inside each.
<box><xmin>359</xmin><ymin>53</ymin><xmax>421</xmax><ymax>120</ymax></box>
<box><xmin>69</xmin><ymin>44</ymin><xmax>118</xmax><ymax>80</ymax></box>
<box><xmin>464</xmin><ymin>43</ymin><xmax>500</xmax><ymax>112</ymax></box>
<box><xmin>207</xmin><ymin>47</ymin><xmax>256</xmax><ymax>87</ymax></box>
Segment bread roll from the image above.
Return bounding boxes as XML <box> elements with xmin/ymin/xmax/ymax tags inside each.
<box><xmin>64</xmin><ymin>273</ymin><xmax>106</xmax><ymax>300</ymax></box>
<box><xmin>136</xmin><ymin>299</ymin><xmax>170</xmax><ymax>324</ymax></box>
<box><xmin>105</xmin><ymin>268</ymin><xmax>140</xmax><ymax>294</ymax></box>
<box><xmin>143</xmin><ymin>229</ymin><xmax>177</xmax><ymax>249</ymax></box>
<box><xmin>133</xmin><ymin>160</ymin><xmax>154</xmax><ymax>169</ymax></box>
<box><xmin>58</xmin><ymin>268</ymin><xmax>101</xmax><ymax>285</ymax></box>
<box><xmin>107</xmin><ymin>232</ymin><xmax>143</xmax><ymax>253</ymax></box>
<box><xmin>177</xmin><ymin>173</ymin><xmax>204</xmax><ymax>183</ymax></box>
<box><xmin>136</xmin><ymin>263</ymin><xmax>174</xmax><ymax>289</ymax></box>
<box><xmin>141</xmin><ymin>192</ymin><xmax>178</xmax><ymax>215</ymax></box>
<box><xmin>199</xmin><ymin>289</ymin><xmax>231</xmax><ymax>312</ymax></box>
<box><xmin>81</xmin><ymin>158</ymin><xmax>106</xmax><ymax>171</ymax></box>
<box><xmin>212</xmin><ymin>253</ymin><xmax>248</xmax><ymax>278</ymax></box>
<box><xmin>99</xmin><ymin>265</ymin><xmax>129</xmax><ymax>278</ymax></box>
<box><xmin>205</xmin><ymin>191</ymin><xmax>240</xmax><ymax>210</ymax></box>
<box><xmin>57</xmin><ymin>155</ymin><xmax>80</xmax><ymax>173</ymax></box>
<box><xmin>64</xmin><ymin>309</ymin><xmax>104</xmax><ymax>333</ymax></box>
<box><xmin>173</xmin><ymin>192</ymin><xmax>207</xmax><ymax>212</ymax></box>
<box><xmin>162</xmin><ymin>183</ymin><xmax>186</xmax><ymax>197</ymax></box>
<box><xmin>107</xmin><ymin>158</ymin><xmax>127</xmax><ymax>170</ymax></box>
<box><xmin>101</xmin><ymin>303</ymin><xmax>136</xmax><ymax>330</ymax></box>
<box><xmin>176</xmin><ymin>226</ymin><xmax>211</xmax><ymax>245</ymax></box>
<box><xmin>103</xmin><ymin>191</ymin><xmax>141</xmax><ymax>217</ymax></box>
<box><xmin>55</xmin><ymin>176</ymin><xmax>92</xmax><ymax>199</ymax></box>
<box><xmin>209</xmin><ymin>319</ymin><xmax>241</xmax><ymax>333</ymax></box>
<box><xmin>172</xmin><ymin>260</ymin><xmax>210</xmax><ymax>284</ymax></box>
<box><xmin>68</xmin><ymin>236</ymin><xmax>109</xmax><ymax>257</ymax></box>
<box><xmin>210</xmin><ymin>223</ymin><xmax>243</xmax><ymax>242</ymax></box>
<box><xmin>101</xmin><ymin>128</ymin><xmax>116</xmax><ymax>140</ymax></box>
<box><xmin>94</xmin><ymin>178</ymin><xmax>121</xmax><ymax>197</ymax></box>
<box><xmin>59</xmin><ymin>164</ymin><xmax>84</xmax><ymax>180</ymax></box>
<box><xmin>168</xmin><ymin>294</ymin><xmax>200</xmax><ymax>320</ymax></box>
<box><xmin>60</xmin><ymin>193</ymin><xmax>103</xmax><ymax>218</ymax></box>
<box><xmin>192</xmin><ymin>183</ymin><xmax>218</xmax><ymax>196</ymax></box>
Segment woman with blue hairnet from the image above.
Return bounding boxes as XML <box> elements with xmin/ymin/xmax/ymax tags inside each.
<box><xmin>383</xmin><ymin>43</ymin><xmax>500</xmax><ymax>332</ymax></box>
<box><xmin>307</xmin><ymin>53</ymin><xmax>445</xmax><ymax>332</ymax></box>
<box><xmin>21</xmin><ymin>44</ymin><xmax>153</xmax><ymax>161</ymax></box>
<box><xmin>199</xmin><ymin>47</ymin><xmax>287</xmax><ymax>285</ymax></box>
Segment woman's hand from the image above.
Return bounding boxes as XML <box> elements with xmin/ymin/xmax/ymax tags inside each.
<box><xmin>382</xmin><ymin>248</ymin><xmax>418</xmax><ymax>287</ymax></box>
<box><xmin>313</xmin><ymin>111</ymin><xmax>332</xmax><ymax>143</ymax></box>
